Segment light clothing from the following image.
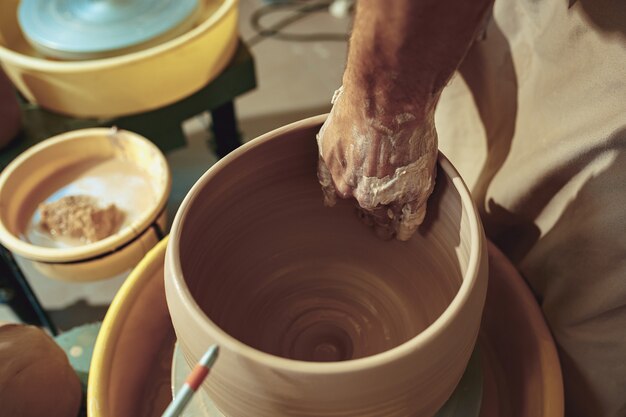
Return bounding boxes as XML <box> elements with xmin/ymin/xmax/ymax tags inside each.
<box><xmin>435</xmin><ymin>1</ymin><xmax>626</xmax><ymax>416</ymax></box>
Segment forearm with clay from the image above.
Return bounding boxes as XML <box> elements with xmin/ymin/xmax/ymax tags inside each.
<box><xmin>317</xmin><ymin>0</ymin><xmax>493</xmax><ymax>240</ymax></box>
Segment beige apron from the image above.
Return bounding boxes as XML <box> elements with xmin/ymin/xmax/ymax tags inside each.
<box><xmin>435</xmin><ymin>1</ymin><xmax>626</xmax><ymax>416</ymax></box>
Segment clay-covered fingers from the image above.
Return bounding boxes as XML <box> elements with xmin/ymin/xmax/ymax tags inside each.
<box><xmin>354</xmin><ymin>199</ymin><xmax>427</xmax><ymax>241</ymax></box>
<box><xmin>316</xmin><ymin>96</ymin><xmax>356</xmax><ymax>203</ymax></box>
<box><xmin>317</xmin><ymin>158</ymin><xmax>338</xmax><ymax>207</ymax></box>
<box><xmin>396</xmin><ymin>200</ymin><xmax>428</xmax><ymax>241</ymax></box>
<box><xmin>317</xmin><ymin>155</ymin><xmax>359</xmax><ymax>206</ymax></box>
<box><xmin>355</xmin><ymin>204</ymin><xmax>397</xmax><ymax>240</ymax></box>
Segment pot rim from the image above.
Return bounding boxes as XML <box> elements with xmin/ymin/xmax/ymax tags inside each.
<box><xmin>0</xmin><ymin>0</ymin><xmax>237</xmax><ymax>73</ymax></box>
<box><xmin>167</xmin><ymin>114</ymin><xmax>485</xmax><ymax>374</ymax></box>
<box><xmin>0</xmin><ymin>128</ymin><xmax>171</xmax><ymax>263</ymax></box>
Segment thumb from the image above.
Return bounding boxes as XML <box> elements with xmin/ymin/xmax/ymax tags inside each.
<box><xmin>395</xmin><ymin>200</ymin><xmax>428</xmax><ymax>241</ymax></box>
<box><xmin>317</xmin><ymin>158</ymin><xmax>337</xmax><ymax>207</ymax></box>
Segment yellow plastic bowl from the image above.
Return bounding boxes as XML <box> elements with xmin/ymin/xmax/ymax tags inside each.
<box><xmin>0</xmin><ymin>128</ymin><xmax>171</xmax><ymax>281</ymax></box>
<box><xmin>0</xmin><ymin>0</ymin><xmax>238</xmax><ymax>118</ymax></box>
<box><xmin>88</xmin><ymin>237</ymin><xmax>173</xmax><ymax>417</ymax></box>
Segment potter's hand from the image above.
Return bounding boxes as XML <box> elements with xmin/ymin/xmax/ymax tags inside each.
<box><xmin>317</xmin><ymin>86</ymin><xmax>438</xmax><ymax>241</ymax></box>
<box><xmin>315</xmin><ymin>0</ymin><xmax>492</xmax><ymax>239</ymax></box>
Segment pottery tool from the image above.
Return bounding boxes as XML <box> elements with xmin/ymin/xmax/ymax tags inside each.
<box><xmin>18</xmin><ymin>0</ymin><xmax>199</xmax><ymax>60</ymax></box>
<box><xmin>162</xmin><ymin>344</ymin><xmax>220</xmax><ymax>417</ymax></box>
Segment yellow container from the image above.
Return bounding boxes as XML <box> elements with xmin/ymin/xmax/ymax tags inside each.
<box><xmin>0</xmin><ymin>128</ymin><xmax>171</xmax><ymax>281</ymax></box>
<box><xmin>0</xmin><ymin>0</ymin><xmax>238</xmax><ymax>118</ymax></box>
<box><xmin>88</xmin><ymin>238</ymin><xmax>173</xmax><ymax>417</ymax></box>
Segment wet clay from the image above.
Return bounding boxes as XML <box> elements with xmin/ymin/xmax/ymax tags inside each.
<box><xmin>39</xmin><ymin>195</ymin><xmax>124</xmax><ymax>242</ymax></box>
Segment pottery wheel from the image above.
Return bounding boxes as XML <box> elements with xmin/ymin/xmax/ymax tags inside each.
<box><xmin>88</xmin><ymin>239</ymin><xmax>562</xmax><ymax>417</ymax></box>
<box><xmin>170</xmin><ymin>343</ymin><xmax>483</xmax><ymax>417</ymax></box>
<box><xmin>18</xmin><ymin>0</ymin><xmax>198</xmax><ymax>59</ymax></box>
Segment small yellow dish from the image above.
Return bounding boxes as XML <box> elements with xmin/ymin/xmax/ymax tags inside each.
<box><xmin>0</xmin><ymin>128</ymin><xmax>171</xmax><ymax>281</ymax></box>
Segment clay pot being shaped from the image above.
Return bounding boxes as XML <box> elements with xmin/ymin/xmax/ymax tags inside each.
<box><xmin>165</xmin><ymin>115</ymin><xmax>488</xmax><ymax>417</ymax></box>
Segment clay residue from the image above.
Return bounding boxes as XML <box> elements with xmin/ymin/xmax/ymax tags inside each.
<box><xmin>39</xmin><ymin>195</ymin><xmax>124</xmax><ymax>243</ymax></box>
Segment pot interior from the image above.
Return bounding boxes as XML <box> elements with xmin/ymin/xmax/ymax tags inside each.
<box><xmin>179</xmin><ymin>123</ymin><xmax>470</xmax><ymax>362</ymax></box>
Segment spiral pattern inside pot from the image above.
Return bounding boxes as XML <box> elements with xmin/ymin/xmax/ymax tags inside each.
<box><xmin>178</xmin><ymin>133</ymin><xmax>464</xmax><ymax>362</ymax></box>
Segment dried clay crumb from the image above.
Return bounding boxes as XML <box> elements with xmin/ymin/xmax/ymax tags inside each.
<box><xmin>39</xmin><ymin>195</ymin><xmax>125</xmax><ymax>243</ymax></box>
